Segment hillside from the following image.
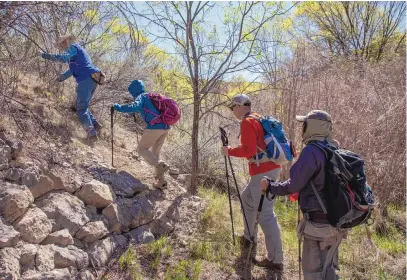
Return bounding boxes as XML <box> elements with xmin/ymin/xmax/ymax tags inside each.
<box><xmin>0</xmin><ymin>77</ymin><xmax>405</xmax><ymax>280</ymax></box>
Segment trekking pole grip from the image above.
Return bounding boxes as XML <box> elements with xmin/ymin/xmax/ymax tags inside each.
<box><xmin>258</xmin><ymin>183</ymin><xmax>268</xmax><ymax>212</ymax></box>
<box><xmin>219</xmin><ymin>127</ymin><xmax>228</xmax><ymax>146</ymax></box>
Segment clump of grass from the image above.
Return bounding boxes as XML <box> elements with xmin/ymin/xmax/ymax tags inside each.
<box><xmin>189</xmin><ymin>240</ymin><xmax>213</xmax><ymax>260</ymax></box>
<box><xmin>165</xmin><ymin>259</ymin><xmax>202</xmax><ymax>280</ymax></box>
<box><xmin>118</xmin><ymin>246</ymin><xmax>142</xmax><ymax>280</ymax></box>
<box><xmin>146</xmin><ymin>236</ymin><xmax>172</xmax><ymax>269</ymax></box>
<box><xmin>198</xmin><ymin>186</ymin><xmax>406</xmax><ymax>279</ymax></box>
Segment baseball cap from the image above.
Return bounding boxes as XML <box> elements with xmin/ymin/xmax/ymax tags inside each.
<box><xmin>295</xmin><ymin>110</ymin><xmax>332</xmax><ymax>122</ymax></box>
<box><xmin>228</xmin><ymin>94</ymin><xmax>251</xmax><ymax>108</ymax></box>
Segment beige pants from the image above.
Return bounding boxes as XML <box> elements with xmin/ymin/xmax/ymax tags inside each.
<box><xmin>297</xmin><ymin>218</ymin><xmax>347</xmax><ymax>280</ymax></box>
<box><xmin>137</xmin><ymin>129</ymin><xmax>169</xmax><ymax>166</ymax></box>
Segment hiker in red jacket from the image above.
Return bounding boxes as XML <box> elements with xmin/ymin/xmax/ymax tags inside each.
<box><xmin>222</xmin><ymin>94</ymin><xmax>284</xmax><ymax>272</ymax></box>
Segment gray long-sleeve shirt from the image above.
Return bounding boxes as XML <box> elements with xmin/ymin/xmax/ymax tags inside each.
<box><xmin>268</xmin><ymin>144</ymin><xmax>327</xmax><ymax>213</ymax></box>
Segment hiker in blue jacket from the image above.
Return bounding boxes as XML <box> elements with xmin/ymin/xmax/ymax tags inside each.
<box><xmin>261</xmin><ymin>110</ymin><xmax>347</xmax><ymax>280</ymax></box>
<box><xmin>113</xmin><ymin>80</ymin><xmax>170</xmax><ymax>189</ymax></box>
<box><xmin>41</xmin><ymin>35</ymin><xmax>102</xmax><ymax>142</ymax></box>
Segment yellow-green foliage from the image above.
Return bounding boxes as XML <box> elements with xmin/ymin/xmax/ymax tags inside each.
<box><xmin>165</xmin><ymin>259</ymin><xmax>202</xmax><ymax>280</ymax></box>
<box><xmin>118</xmin><ymin>246</ymin><xmax>142</xmax><ymax>280</ymax></box>
<box><xmin>199</xmin><ymin>187</ymin><xmax>405</xmax><ymax>279</ymax></box>
<box><xmin>146</xmin><ymin>236</ymin><xmax>172</xmax><ymax>269</ymax></box>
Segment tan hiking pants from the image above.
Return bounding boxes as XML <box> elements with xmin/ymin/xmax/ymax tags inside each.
<box><xmin>137</xmin><ymin>129</ymin><xmax>169</xmax><ymax>166</ymax></box>
<box><xmin>297</xmin><ymin>217</ymin><xmax>348</xmax><ymax>280</ymax></box>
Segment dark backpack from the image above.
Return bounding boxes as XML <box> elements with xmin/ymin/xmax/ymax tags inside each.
<box><xmin>309</xmin><ymin>142</ymin><xmax>375</xmax><ymax>229</ymax></box>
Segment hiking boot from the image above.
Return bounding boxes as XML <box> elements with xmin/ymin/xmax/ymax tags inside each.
<box><xmin>153</xmin><ymin>178</ymin><xmax>168</xmax><ymax>190</ymax></box>
<box><xmin>94</xmin><ymin>121</ymin><xmax>103</xmax><ymax>131</ymax></box>
<box><xmin>237</xmin><ymin>235</ymin><xmax>257</xmax><ymax>261</ymax></box>
<box><xmin>254</xmin><ymin>257</ymin><xmax>284</xmax><ymax>271</ymax></box>
<box><xmin>154</xmin><ymin>161</ymin><xmax>170</xmax><ymax>179</ymax></box>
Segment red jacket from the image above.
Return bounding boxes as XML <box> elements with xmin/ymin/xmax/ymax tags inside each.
<box><xmin>228</xmin><ymin>113</ymin><xmax>280</xmax><ymax>176</ymax></box>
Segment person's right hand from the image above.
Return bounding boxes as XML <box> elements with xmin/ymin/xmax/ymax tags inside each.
<box><xmin>261</xmin><ymin>177</ymin><xmax>270</xmax><ymax>191</ymax></box>
<box><xmin>41</xmin><ymin>52</ymin><xmax>52</xmax><ymax>60</ymax></box>
<box><xmin>113</xmin><ymin>104</ymin><xmax>121</xmax><ymax>111</ymax></box>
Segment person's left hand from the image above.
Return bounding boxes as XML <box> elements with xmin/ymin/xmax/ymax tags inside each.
<box><xmin>221</xmin><ymin>146</ymin><xmax>230</xmax><ymax>156</ymax></box>
<box><xmin>261</xmin><ymin>177</ymin><xmax>270</xmax><ymax>191</ymax></box>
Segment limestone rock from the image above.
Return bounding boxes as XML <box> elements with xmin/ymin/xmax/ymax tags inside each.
<box><xmin>150</xmin><ymin>200</ymin><xmax>180</xmax><ymax>236</ymax></box>
<box><xmin>5</xmin><ymin>168</ymin><xmax>22</xmax><ymax>182</ymax></box>
<box><xmin>102</xmin><ymin>195</ymin><xmax>153</xmax><ymax>233</ymax></box>
<box><xmin>27</xmin><ymin>175</ymin><xmax>54</xmax><ymax>199</ymax></box>
<box><xmin>87</xmin><ymin>236</ymin><xmax>119</xmax><ymax>267</ymax></box>
<box><xmin>76</xmin><ymin>179</ymin><xmax>114</xmax><ymax>208</ymax></box>
<box><xmin>5</xmin><ymin>139</ymin><xmax>23</xmax><ymax>160</ymax></box>
<box><xmin>126</xmin><ymin>225</ymin><xmax>155</xmax><ymax>244</ymax></box>
<box><xmin>76</xmin><ymin>270</ymin><xmax>95</xmax><ymax>280</ymax></box>
<box><xmin>13</xmin><ymin>207</ymin><xmax>52</xmax><ymax>244</ymax></box>
<box><xmin>0</xmin><ymin>217</ymin><xmax>20</xmax><ymax>248</ymax></box>
<box><xmin>0</xmin><ymin>182</ymin><xmax>34</xmax><ymax>224</ymax></box>
<box><xmin>0</xmin><ymin>144</ymin><xmax>12</xmax><ymax>171</ymax></box>
<box><xmin>75</xmin><ymin>221</ymin><xmax>109</xmax><ymax>243</ymax></box>
<box><xmin>35</xmin><ymin>245</ymin><xmax>55</xmax><ymax>272</ymax></box>
<box><xmin>89</xmin><ymin>167</ymin><xmax>147</xmax><ymax>197</ymax></box>
<box><xmin>19</xmin><ymin>243</ymin><xmax>37</xmax><ymax>267</ymax></box>
<box><xmin>43</xmin><ymin>171</ymin><xmax>65</xmax><ymax>191</ymax></box>
<box><xmin>21</xmin><ymin>166</ymin><xmax>40</xmax><ymax>188</ymax></box>
<box><xmin>0</xmin><ymin>247</ymin><xmax>20</xmax><ymax>278</ymax></box>
<box><xmin>54</xmin><ymin>245</ymin><xmax>88</xmax><ymax>269</ymax></box>
<box><xmin>36</xmin><ymin>192</ymin><xmax>91</xmax><ymax>235</ymax></box>
<box><xmin>21</xmin><ymin>268</ymin><xmax>71</xmax><ymax>280</ymax></box>
<box><xmin>42</xmin><ymin>229</ymin><xmax>73</xmax><ymax>246</ymax></box>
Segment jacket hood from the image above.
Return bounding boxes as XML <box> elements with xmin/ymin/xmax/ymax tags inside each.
<box><xmin>128</xmin><ymin>80</ymin><xmax>145</xmax><ymax>98</ymax></box>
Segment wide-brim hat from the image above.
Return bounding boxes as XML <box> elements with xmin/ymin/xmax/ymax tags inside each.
<box><xmin>56</xmin><ymin>35</ymin><xmax>76</xmax><ymax>49</ymax></box>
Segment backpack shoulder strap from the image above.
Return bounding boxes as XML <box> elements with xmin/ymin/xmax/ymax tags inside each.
<box><xmin>307</xmin><ymin>142</ymin><xmax>329</xmax><ymax>214</ymax></box>
<box><xmin>310</xmin><ymin>181</ymin><xmax>328</xmax><ymax>214</ymax></box>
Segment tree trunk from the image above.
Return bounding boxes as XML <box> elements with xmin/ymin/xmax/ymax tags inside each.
<box><xmin>190</xmin><ymin>91</ymin><xmax>200</xmax><ymax>194</ymax></box>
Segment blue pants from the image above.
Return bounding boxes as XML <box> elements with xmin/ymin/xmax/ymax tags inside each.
<box><xmin>76</xmin><ymin>77</ymin><xmax>98</xmax><ymax>136</ymax></box>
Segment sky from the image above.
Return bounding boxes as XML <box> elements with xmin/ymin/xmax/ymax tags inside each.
<box><xmin>128</xmin><ymin>2</ymin><xmax>296</xmax><ymax>82</ymax></box>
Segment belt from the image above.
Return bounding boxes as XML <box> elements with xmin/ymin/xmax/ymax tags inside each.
<box><xmin>306</xmin><ymin>211</ymin><xmax>329</xmax><ymax>224</ymax></box>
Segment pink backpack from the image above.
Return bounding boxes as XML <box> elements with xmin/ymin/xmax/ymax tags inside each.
<box><xmin>144</xmin><ymin>93</ymin><xmax>181</xmax><ymax>126</ymax></box>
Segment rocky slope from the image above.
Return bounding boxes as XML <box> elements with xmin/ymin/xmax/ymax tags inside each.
<box><xmin>0</xmin><ymin>129</ymin><xmax>199</xmax><ymax>280</ymax></box>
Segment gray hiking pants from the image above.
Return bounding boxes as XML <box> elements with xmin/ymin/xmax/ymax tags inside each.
<box><xmin>241</xmin><ymin>168</ymin><xmax>284</xmax><ymax>264</ymax></box>
<box><xmin>297</xmin><ymin>217</ymin><xmax>347</xmax><ymax>280</ymax></box>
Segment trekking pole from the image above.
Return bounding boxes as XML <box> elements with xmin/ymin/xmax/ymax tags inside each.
<box><xmin>298</xmin><ymin>142</ymin><xmax>304</xmax><ymax>280</ymax></box>
<box><xmin>219</xmin><ymin>127</ymin><xmax>254</xmax><ymax>277</ymax></box>
<box><xmin>110</xmin><ymin>106</ymin><xmax>114</xmax><ymax>167</ymax></box>
<box><xmin>220</xmin><ymin>127</ymin><xmax>235</xmax><ymax>246</ymax></box>
<box><xmin>298</xmin><ymin>200</ymin><xmax>302</xmax><ymax>280</ymax></box>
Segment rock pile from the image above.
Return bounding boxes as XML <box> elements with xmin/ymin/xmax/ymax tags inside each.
<box><xmin>0</xmin><ymin>133</ymin><xmax>183</xmax><ymax>279</ymax></box>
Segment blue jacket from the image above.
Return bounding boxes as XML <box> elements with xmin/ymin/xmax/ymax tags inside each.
<box><xmin>267</xmin><ymin>142</ymin><xmax>327</xmax><ymax>213</ymax></box>
<box><xmin>114</xmin><ymin>85</ymin><xmax>170</xmax><ymax>130</ymax></box>
<box><xmin>42</xmin><ymin>43</ymin><xmax>99</xmax><ymax>83</ymax></box>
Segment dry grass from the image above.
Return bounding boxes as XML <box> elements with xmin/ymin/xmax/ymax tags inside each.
<box><xmin>108</xmin><ymin>187</ymin><xmax>405</xmax><ymax>280</ymax></box>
